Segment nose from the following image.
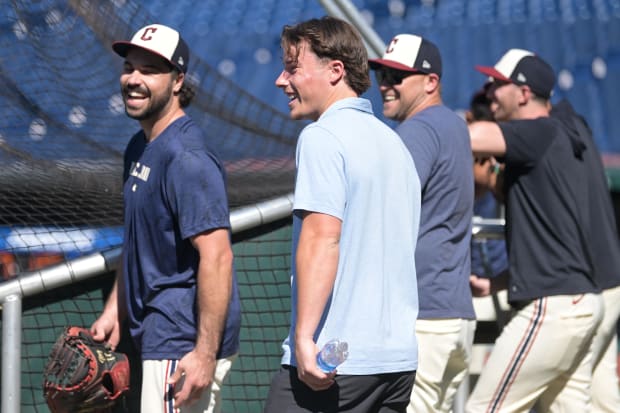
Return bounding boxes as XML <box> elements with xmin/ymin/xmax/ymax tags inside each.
<box><xmin>374</xmin><ymin>72</ymin><xmax>393</xmax><ymax>90</ymax></box>
<box><xmin>486</xmin><ymin>83</ymin><xmax>498</xmax><ymax>100</ymax></box>
<box><xmin>378</xmin><ymin>81</ymin><xmax>391</xmax><ymax>92</ymax></box>
<box><xmin>122</xmin><ymin>68</ymin><xmax>142</xmax><ymax>86</ymax></box>
<box><xmin>275</xmin><ymin>70</ymin><xmax>289</xmax><ymax>88</ymax></box>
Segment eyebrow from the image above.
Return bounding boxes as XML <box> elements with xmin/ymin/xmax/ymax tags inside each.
<box><xmin>124</xmin><ymin>60</ymin><xmax>168</xmax><ymax>71</ymax></box>
<box><xmin>282</xmin><ymin>57</ymin><xmax>298</xmax><ymax>67</ymax></box>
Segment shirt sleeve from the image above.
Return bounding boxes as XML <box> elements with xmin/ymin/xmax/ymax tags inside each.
<box><xmin>396</xmin><ymin>118</ymin><xmax>439</xmax><ymax>189</ymax></box>
<box><xmin>293</xmin><ymin>124</ymin><xmax>346</xmax><ymax>220</ymax></box>
<box><xmin>500</xmin><ymin>119</ymin><xmax>556</xmax><ymax>168</ymax></box>
<box><xmin>167</xmin><ymin>150</ymin><xmax>231</xmax><ymax>239</ymax></box>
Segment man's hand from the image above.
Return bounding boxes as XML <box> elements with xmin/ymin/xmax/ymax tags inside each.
<box><xmin>473</xmin><ymin>157</ymin><xmax>494</xmax><ymax>199</ymax></box>
<box><xmin>168</xmin><ymin>349</ymin><xmax>216</xmax><ymax>408</ymax></box>
<box><xmin>90</xmin><ymin>274</ymin><xmax>125</xmax><ymax>351</ymax></box>
<box><xmin>295</xmin><ymin>336</ymin><xmax>336</xmax><ymax>391</ymax></box>
<box><xmin>470</xmin><ymin>275</ymin><xmax>492</xmax><ymax>297</ymax></box>
<box><xmin>90</xmin><ymin>314</ymin><xmax>121</xmax><ymax>350</ymax></box>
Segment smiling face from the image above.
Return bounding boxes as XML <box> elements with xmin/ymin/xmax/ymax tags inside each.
<box><xmin>486</xmin><ymin>79</ymin><xmax>524</xmax><ymax>121</ymax></box>
<box><xmin>274</xmin><ymin>40</ymin><xmax>333</xmax><ymax>121</ymax></box>
<box><xmin>374</xmin><ymin>67</ymin><xmax>439</xmax><ymax>122</ymax></box>
<box><xmin>120</xmin><ymin>47</ymin><xmax>180</xmax><ymax>122</ymax></box>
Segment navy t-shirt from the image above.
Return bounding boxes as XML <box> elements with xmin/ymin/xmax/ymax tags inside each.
<box><xmin>500</xmin><ymin>117</ymin><xmax>599</xmax><ymax>302</ymax></box>
<box><xmin>396</xmin><ymin>105</ymin><xmax>475</xmax><ymax>319</ymax></box>
<box><xmin>122</xmin><ymin>115</ymin><xmax>241</xmax><ymax>360</ymax></box>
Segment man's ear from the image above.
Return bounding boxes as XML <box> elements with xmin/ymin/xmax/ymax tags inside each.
<box><xmin>518</xmin><ymin>85</ymin><xmax>531</xmax><ymax>105</ymax></box>
<box><xmin>328</xmin><ymin>60</ymin><xmax>345</xmax><ymax>84</ymax></box>
<box><xmin>425</xmin><ymin>73</ymin><xmax>440</xmax><ymax>93</ymax></box>
<box><xmin>173</xmin><ymin>71</ymin><xmax>185</xmax><ymax>94</ymax></box>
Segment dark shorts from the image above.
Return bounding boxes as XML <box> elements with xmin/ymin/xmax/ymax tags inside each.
<box><xmin>263</xmin><ymin>365</ymin><xmax>416</xmax><ymax>413</ymax></box>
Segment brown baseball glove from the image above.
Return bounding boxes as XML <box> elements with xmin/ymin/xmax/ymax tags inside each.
<box><xmin>43</xmin><ymin>326</ymin><xmax>130</xmax><ymax>413</ymax></box>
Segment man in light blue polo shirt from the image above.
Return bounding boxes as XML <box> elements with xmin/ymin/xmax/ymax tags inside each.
<box><xmin>264</xmin><ymin>16</ymin><xmax>421</xmax><ymax>413</ymax></box>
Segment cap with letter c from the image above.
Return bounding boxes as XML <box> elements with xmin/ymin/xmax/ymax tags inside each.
<box><xmin>369</xmin><ymin>34</ymin><xmax>442</xmax><ymax>78</ymax></box>
<box><xmin>112</xmin><ymin>24</ymin><xmax>189</xmax><ymax>73</ymax></box>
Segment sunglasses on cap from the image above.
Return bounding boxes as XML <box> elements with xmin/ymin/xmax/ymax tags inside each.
<box><xmin>374</xmin><ymin>67</ymin><xmax>419</xmax><ymax>86</ymax></box>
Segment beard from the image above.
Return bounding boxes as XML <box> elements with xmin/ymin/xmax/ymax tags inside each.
<box><xmin>123</xmin><ymin>82</ymin><xmax>174</xmax><ymax>121</ymax></box>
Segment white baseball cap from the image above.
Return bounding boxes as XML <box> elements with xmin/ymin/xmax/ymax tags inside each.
<box><xmin>112</xmin><ymin>24</ymin><xmax>189</xmax><ymax>73</ymax></box>
<box><xmin>369</xmin><ymin>34</ymin><xmax>442</xmax><ymax>77</ymax></box>
<box><xmin>475</xmin><ymin>49</ymin><xmax>555</xmax><ymax>98</ymax></box>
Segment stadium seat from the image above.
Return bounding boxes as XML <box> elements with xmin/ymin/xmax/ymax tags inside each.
<box><xmin>0</xmin><ymin>251</ymin><xmax>19</xmax><ymax>279</ymax></box>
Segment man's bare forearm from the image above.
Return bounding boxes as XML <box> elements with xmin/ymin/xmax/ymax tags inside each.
<box><xmin>295</xmin><ymin>212</ymin><xmax>341</xmax><ymax>342</ymax></box>
<box><xmin>192</xmin><ymin>229</ymin><xmax>234</xmax><ymax>357</ymax></box>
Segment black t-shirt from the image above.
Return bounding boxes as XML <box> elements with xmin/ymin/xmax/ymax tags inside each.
<box><xmin>500</xmin><ymin>116</ymin><xmax>599</xmax><ymax>302</ymax></box>
<box><xmin>551</xmin><ymin>100</ymin><xmax>620</xmax><ymax>290</ymax></box>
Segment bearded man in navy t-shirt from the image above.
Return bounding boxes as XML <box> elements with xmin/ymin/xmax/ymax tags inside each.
<box><xmin>91</xmin><ymin>24</ymin><xmax>240</xmax><ymax>413</ymax></box>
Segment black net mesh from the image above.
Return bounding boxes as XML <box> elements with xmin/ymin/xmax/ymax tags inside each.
<box><xmin>0</xmin><ymin>0</ymin><xmax>298</xmax><ymax>275</ymax></box>
<box><xmin>1</xmin><ymin>0</ymin><xmax>298</xmax><ymax>411</ymax></box>
<box><xmin>15</xmin><ymin>223</ymin><xmax>293</xmax><ymax>412</ymax></box>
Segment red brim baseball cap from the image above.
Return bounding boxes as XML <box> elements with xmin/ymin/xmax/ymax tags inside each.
<box><xmin>369</xmin><ymin>34</ymin><xmax>442</xmax><ymax>77</ymax></box>
<box><xmin>475</xmin><ymin>65</ymin><xmax>511</xmax><ymax>83</ymax></box>
<box><xmin>475</xmin><ymin>49</ymin><xmax>555</xmax><ymax>98</ymax></box>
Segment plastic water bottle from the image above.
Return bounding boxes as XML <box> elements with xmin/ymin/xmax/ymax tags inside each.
<box><xmin>316</xmin><ymin>339</ymin><xmax>349</xmax><ymax>373</ymax></box>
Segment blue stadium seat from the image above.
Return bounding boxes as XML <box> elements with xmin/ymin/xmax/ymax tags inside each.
<box><xmin>2</xmin><ymin>0</ymin><xmax>618</xmax><ymax>160</ymax></box>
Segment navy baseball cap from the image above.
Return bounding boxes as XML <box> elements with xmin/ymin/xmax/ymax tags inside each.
<box><xmin>369</xmin><ymin>34</ymin><xmax>442</xmax><ymax>78</ymax></box>
<box><xmin>113</xmin><ymin>24</ymin><xmax>189</xmax><ymax>73</ymax></box>
<box><xmin>476</xmin><ymin>49</ymin><xmax>555</xmax><ymax>99</ymax></box>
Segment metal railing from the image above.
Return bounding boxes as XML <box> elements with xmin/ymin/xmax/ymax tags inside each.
<box><xmin>0</xmin><ymin>189</ymin><xmax>505</xmax><ymax>413</ymax></box>
<box><xmin>0</xmin><ymin>193</ymin><xmax>294</xmax><ymax>413</ymax></box>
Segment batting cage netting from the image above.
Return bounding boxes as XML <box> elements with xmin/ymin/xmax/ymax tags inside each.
<box><xmin>1</xmin><ymin>0</ymin><xmax>299</xmax><ymax>411</ymax></box>
<box><xmin>3</xmin><ymin>0</ymin><xmax>620</xmax><ymax>412</ymax></box>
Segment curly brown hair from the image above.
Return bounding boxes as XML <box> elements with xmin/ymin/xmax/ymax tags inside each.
<box><xmin>177</xmin><ymin>82</ymin><xmax>195</xmax><ymax>108</ymax></box>
<box><xmin>280</xmin><ymin>16</ymin><xmax>370</xmax><ymax>95</ymax></box>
